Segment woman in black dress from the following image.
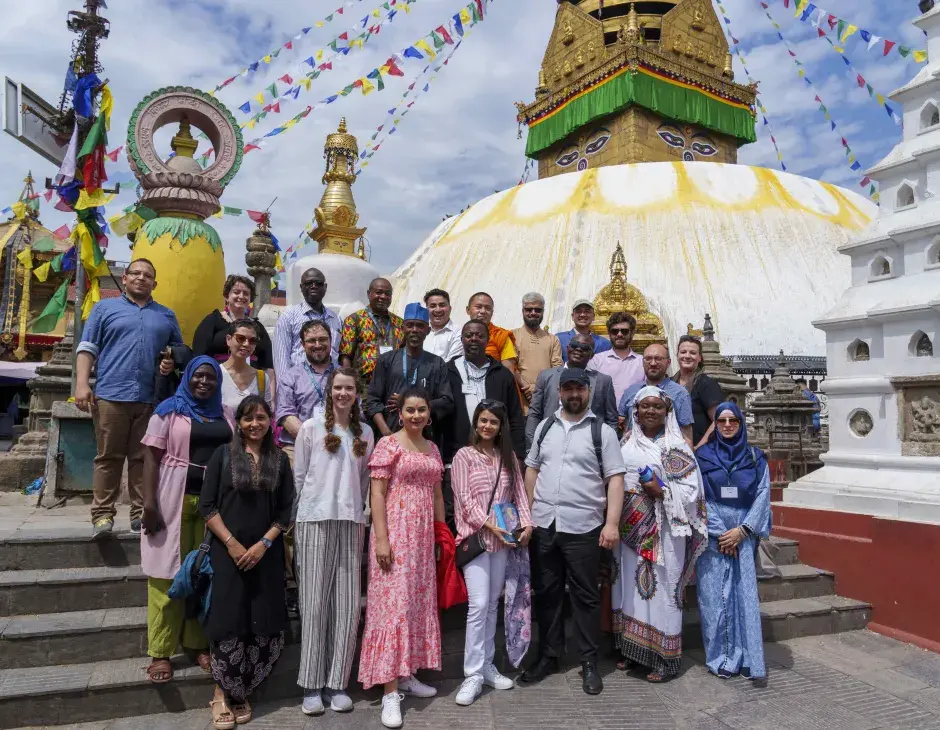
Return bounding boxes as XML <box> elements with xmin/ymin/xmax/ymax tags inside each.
<box><xmin>200</xmin><ymin>395</ymin><xmax>294</xmax><ymax>728</ymax></box>
<box><xmin>672</xmin><ymin>335</ymin><xmax>725</xmax><ymax>449</ymax></box>
<box><xmin>192</xmin><ymin>274</ymin><xmax>275</xmax><ymax>378</ymax></box>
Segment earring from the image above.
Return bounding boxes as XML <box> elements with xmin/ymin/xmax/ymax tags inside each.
<box><xmin>427</xmin><ymin>417</ymin><xmax>433</xmax><ymax>426</ymax></box>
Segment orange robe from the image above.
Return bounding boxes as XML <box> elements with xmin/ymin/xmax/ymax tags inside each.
<box><xmin>486</xmin><ymin>324</ymin><xmax>515</xmax><ymax>362</ymax></box>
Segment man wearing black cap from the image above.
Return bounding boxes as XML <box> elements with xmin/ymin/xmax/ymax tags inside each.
<box><xmin>521</xmin><ymin>367</ymin><xmax>625</xmax><ymax>695</ymax></box>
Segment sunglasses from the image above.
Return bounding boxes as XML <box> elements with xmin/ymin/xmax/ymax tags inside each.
<box><xmin>717</xmin><ymin>417</ymin><xmax>740</xmax><ymax>425</ymax></box>
<box><xmin>569</xmin><ymin>342</ymin><xmax>594</xmax><ymax>352</ymax></box>
<box><xmin>232</xmin><ymin>333</ymin><xmax>258</xmax><ymax>346</ymax></box>
<box><xmin>609</xmin><ymin>327</ymin><xmax>633</xmax><ymax>336</ymax></box>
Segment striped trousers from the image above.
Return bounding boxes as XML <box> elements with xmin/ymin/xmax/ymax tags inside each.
<box><xmin>295</xmin><ymin>519</ymin><xmax>364</xmax><ymax>691</ymax></box>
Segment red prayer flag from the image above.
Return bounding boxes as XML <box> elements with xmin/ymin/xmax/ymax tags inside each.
<box><xmin>54</xmin><ymin>198</ymin><xmax>73</xmax><ymax>213</ymax></box>
<box><xmin>436</xmin><ymin>25</ymin><xmax>454</xmax><ymax>44</ymax></box>
<box><xmin>43</xmin><ymin>189</ymin><xmax>54</xmax><ymax>202</ymax></box>
<box><xmin>783</xmin><ymin>0</ymin><xmax>790</xmax><ymax>6</ymax></box>
<box><xmin>106</xmin><ymin>145</ymin><xmax>123</xmax><ymax>162</ymax></box>
<box><xmin>222</xmin><ymin>76</ymin><xmax>237</xmax><ymax>87</ymax></box>
<box><xmin>279</xmin><ymin>74</ymin><xmax>293</xmax><ymax>84</ymax></box>
<box><xmin>246</xmin><ymin>210</ymin><xmax>266</xmax><ymax>223</ymax></box>
<box><xmin>339</xmin><ymin>32</ymin><xmax>348</xmax><ymax>41</ymax></box>
<box><xmin>353</xmin><ymin>79</ymin><xmax>363</xmax><ymax>88</ymax></box>
<box><xmin>474</xmin><ymin>0</ymin><xmax>484</xmax><ymax>18</ymax></box>
<box><xmin>386</xmin><ymin>59</ymin><xmax>404</xmax><ymax>76</ymax></box>
<box><xmin>883</xmin><ymin>40</ymin><xmax>896</xmax><ymax>56</ymax></box>
<box><xmin>817</xmin><ymin>28</ymin><xmax>825</xmax><ymax>37</ymax></box>
<box><xmin>271</xmin><ymin>102</ymin><xmax>281</xmax><ymax>113</ymax></box>
<box><xmin>857</xmin><ymin>74</ymin><xmax>865</xmax><ymax>88</ymax></box>
<box><xmin>52</xmin><ymin>224</ymin><xmax>71</xmax><ymax>239</ymax></box>
<box><xmin>860</xmin><ymin>177</ymin><xmax>871</xmax><ymax>186</ymax></box>
<box><xmin>828</xmin><ymin>14</ymin><xmax>838</xmax><ymax>29</ymax></box>
<box><xmin>337</xmin><ymin>6</ymin><xmax>344</xmax><ymax>13</ymax></box>
<box><xmin>285</xmin><ymin>40</ymin><xmax>293</xmax><ymax>50</ymax></box>
<box><xmin>82</xmin><ymin>146</ymin><xmax>107</xmax><ymax>194</ymax></box>
<box><xmin>244</xmin><ymin>144</ymin><xmax>260</xmax><ymax>154</ymax></box>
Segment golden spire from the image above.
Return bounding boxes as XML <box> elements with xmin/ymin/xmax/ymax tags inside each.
<box><xmin>591</xmin><ymin>243</ymin><xmax>665</xmax><ymax>350</ymax></box>
<box><xmin>311</xmin><ymin>118</ymin><xmax>367</xmax><ymax>257</ymax></box>
<box><xmin>170</xmin><ymin>116</ymin><xmax>198</xmax><ymax>158</ymax></box>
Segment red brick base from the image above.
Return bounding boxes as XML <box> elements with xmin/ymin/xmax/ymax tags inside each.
<box><xmin>773</xmin><ymin>503</ymin><xmax>940</xmax><ymax>651</ymax></box>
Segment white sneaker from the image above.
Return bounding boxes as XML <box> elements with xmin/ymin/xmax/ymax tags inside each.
<box><xmin>455</xmin><ymin>675</ymin><xmax>483</xmax><ymax>706</ymax></box>
<box><xmin>398</xmin><ymin>674</ymin><xmax>437</xmax><ymax>698</ymax></box>
<box><xmin>381</xmin><ymin>692</ymin><xmax>403</xmax><ymax>728</ymax></box>
<box><xmin>301</xmin><ymin>689</ymin><xmax>324</xmax><ymax>715</ymax></box>
<box><xmin>325</xmin><ymin>688</ymin><xmax>353</xmax><ymax>712</ymax></box>
<box><xmin>481</xmin><ymin>664</ymin><xmax>515</xmax><ymax>690</ymax></box>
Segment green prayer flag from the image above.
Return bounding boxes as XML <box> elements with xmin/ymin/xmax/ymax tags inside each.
<box><xmin>432</xmin><ymin>32</ymin><xmax>445</xmax><ymax>51</ymax></box>
<box><xmin>272</xmin><ymin>49</ymin><xmax>281</xmax><ymax>59</ymax></box>
<box><xmin>326</xmin><ymin>13</ymin><xmax>333</xmax><ymax>21</ymax></box>
<box><xmin>50</xmin><ymin>253</ymin><xmax>63</xmax><ymax>273</ymax></box>
<box><xmin>899</xmin><ymin>46</ymin><xmax>912</xmax><ymax>57</ymax></box>
<box><xmin>383</xmin><ymin>1</ymin><xmax>389</xmax><ymax>7</ymax></box>
<box><xmin>135</xmin><ymin>206</ymin><xmax>158</xmax><ymax>221</ymax></box>
<box><xmin>223</xmin><ymin>206</ymin><xmax>243</xmax><ymax>215</ymax></box>
<box><xmin>266</xmin><ymin>83</ymin><xmax>277</xmax><ymax>98</ymax></box>
<box><xmin>28</xmin><ymin>198</ymin><xmax>40</xmax><ymax>212</ymax></box>
<box><xmin>32</xmin><ymin>237</ymin><xmax>56</xmax><ymax>252</ymax></box>
<box><xmin>31</xmin><ymin>278</ymin><xmax>70</xmax><ymax>334</ymax></box>
<box><xmin>836</xmin><ymin>19</ymin><xmax>846</xmax><ymax>40</ymax></box>
<box><xmin>77</xmin><ymin>114</ymin><xmax>107</xmax><ymax>160</ymax></box>
<box><xmin>376</xmin><ymin>75</ymin><xmax>385</xmax><ymax>92</ymax></box>
<box><xmin>471</xmin><ymin>3</ymin><xmax>481</xmax><ymax>22</ymax></box>
<box><xmin>329</xmin><ymin>40</ymin><xmax>338</xmax><ymax>52</ymax></box>
<box><xmin>341</xmin><ymin>84</ymin><xmax>354</xmax><ymax>96</ymax></box>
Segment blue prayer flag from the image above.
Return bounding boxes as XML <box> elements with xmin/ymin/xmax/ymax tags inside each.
<box><xmin>239</xmin><ymin>101</ymin><xmax>251</xmax><ymax>114</ymax></box>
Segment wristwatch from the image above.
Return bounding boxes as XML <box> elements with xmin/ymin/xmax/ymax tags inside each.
<box><xmin>260</xmin><ymin>537</ymin><xmax>272</xmax><ymax>549</ymax></box>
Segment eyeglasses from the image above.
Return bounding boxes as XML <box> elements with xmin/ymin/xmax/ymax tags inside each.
<box><xmin>126</xmin><ymin>270</ymin><xmax>154</xmax><ymax>280</ymax></box>
<box><xmin>644</xmin><ymin>356</ymin><xmax>668</xmax><ymax>363</ymax></box>
<box><xmin>569</xmin><ymin>342</ymin><xmax>594</xmax><ymax>352</ymax></box>
<box><xmin>609</xmin><ymin>327</ymin><xmax>633</xmax><ymax>336</ymax></box>
<box><xmin>232</xmin><ymin>333</ymin><xmax>258</xmax><ymax>346</ymax></box>
<box><xmin>716</xmin><ymin>417</ymin><xmax>740</xmax><ymax>425</ymax></box>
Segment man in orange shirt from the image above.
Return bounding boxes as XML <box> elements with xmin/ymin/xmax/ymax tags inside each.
<box><xmin>466</xmin><ymin>292</ymin><xmax>517</xmax><ymax>373</ymax></box>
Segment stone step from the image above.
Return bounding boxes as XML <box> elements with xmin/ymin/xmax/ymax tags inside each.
<box><xmin>0</xmin><ymin>594</ymin><xmax>872</xmax><ymax>729</ymax></box>
<box><xmin>769</xmin><ymin>536</ymin><xmax>799</xmax><ymax>566</ymax></box>
<box><xmin>686</xmin><ymin>562</ymin><xmax>834</xmax><ymax>604</ymax></box>
<box><xmin>0</xmin><ymin>531</ymin><xmax>140</xmax><ymax>572</ymax></box>
<box><xmin>0</xmin><ymin>566</ymin><xmax>146</xmax><ymax>617</ymax></box>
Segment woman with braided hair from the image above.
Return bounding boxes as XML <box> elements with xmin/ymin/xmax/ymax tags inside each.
<box><xmin>292</xmin><ymin>367</ymin><xmax>375</xmax><ymax>716</ymax></box>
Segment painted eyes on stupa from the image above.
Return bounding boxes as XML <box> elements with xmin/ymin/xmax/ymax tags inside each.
<box><xmin>556</xmin><ymin>148</ymin><xmax>581</xmax><ymax>167</ymax></box>
<box><xmin>690</xmin><ymin>136</ymin><xmax>718</xmax><ymax>157</ymax></box>
<box><xmin>584</xmin><ymin>128</ymin><xmax>611</xmax><ymax>155</ymax></box>
<box><xmin>657</xmin><ymin>128</ymin><xmax>686</xmax><ymax>148</ymax></box>
<box><xmin>555</xmin><ymin>128</ymin><xmax>612</xmax><ymax>169</ymax></box>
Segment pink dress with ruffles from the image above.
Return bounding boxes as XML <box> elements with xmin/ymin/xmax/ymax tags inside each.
<box><xmin>358</xmin><ymin>436</ymin><xmax>443</xmax><ymax>689</ymax></box>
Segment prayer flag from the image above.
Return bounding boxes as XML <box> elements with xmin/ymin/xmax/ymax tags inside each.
<box><xmin>415</xmin><ymin>39</ymin><xmax>435</xmax><ymax>59</ymax></box>
<box><xmin>16</xmin><ymin>247</ymin><xmax>32</xmax><ymax>268</ymax></box>
<box><xmin>239</xmin><ymin>101</ymin><xmax>251</xmax><ymax>114</ymax></box>
<box><xmin>32</xmin><ymin>278</ymin><xmax>71</xmax><ymax>333</ymax></box>
<box><xmin>105</xmin><ymin>145</ymin><xmax>123</xmax><ymax>162</ymax></box>
<box><xmin>246</xmin><ymin>210</ymin><xmax>266</xmax><ymax>223</ymax></box>
<box><xmin>266</xmin><ymin>83</ymin><xmax>277</xmax><ymax>98</ymax></box>
<box><xmin>899</xmin><ymin>46</ymin><xmax>912</xmax><ymax>58</ymax></box>
<box><xmin>279</xmin><ymin>74</ymin><xmax>293</xmax><ymax>84</ymax></box>
<box><xmin>361</xmin><ymin>78</ymin><xmax>376</xmax><ymax>95</ymax></box>
<box><xmin>884</xmin><ymin>40</ymin><xmax>896</xmax><ymax>56</ymax></box>
<box><xmin>404</xmin><ymin>46</ymin><xmax>423</xmax><ymax>59</ymax></box>
<box><xmin>915</xmin><ymin>50</ymin><xmax>928</xmax><ymax>63</ymax></box>
<box><xmin>33</xmin><ymin>261</ymin><xmax>52</xmax><ymax>283</ymax></box>
<box><xmin>77</xmin><ymin>114</ymin><xmax>108</xmax><ymax>193</ymax></box>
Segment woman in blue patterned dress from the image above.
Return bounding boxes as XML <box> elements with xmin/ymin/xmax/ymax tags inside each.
<box><xmin>695</xmin><ymin>401</ymin><xmax>771</xmax><ymax>683</ymax></box>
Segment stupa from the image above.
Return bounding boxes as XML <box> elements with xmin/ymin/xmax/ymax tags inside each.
<box><xmin>776</xmin><ymin>2</ymin><xmax>940</xmax><ymax>651</ymax></box>
<box><xmin>273</xmin><ymin>118</ymin><xmax>379</xmax><ymax>323</ymax></box>
<box><xmin>391</xmin><ymin>0</ymin><xmax>876</xmax><ymax>355</ymax></box>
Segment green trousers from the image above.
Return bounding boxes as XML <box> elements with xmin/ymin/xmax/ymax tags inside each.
<box><xmin>147</xmin><ymin>494</ymin><xmax>208</xmax><ymax>657</ymax></box>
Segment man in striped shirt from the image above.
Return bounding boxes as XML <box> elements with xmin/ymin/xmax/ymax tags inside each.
<box><xmin>273</xmin><ymin>268</ymin><xmax>342</xmax><ymax>381</ymax></box>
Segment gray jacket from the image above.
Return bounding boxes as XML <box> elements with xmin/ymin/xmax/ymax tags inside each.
<box><xmin>525</xmin><ymin>366</ymin><xmax>619</xmax><ymax>449</ymax></box>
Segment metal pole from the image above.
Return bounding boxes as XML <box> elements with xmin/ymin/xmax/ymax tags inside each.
<box><xmin>70</xmin><ymin>260</ymin><xmax>85</xmax><ymax>394</ymax></box>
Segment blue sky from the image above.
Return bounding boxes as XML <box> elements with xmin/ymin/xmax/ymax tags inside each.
<box><xmin>0</xmin><ymin>0</ymin><xmax>928</xmax><ymax>277</ymax></box>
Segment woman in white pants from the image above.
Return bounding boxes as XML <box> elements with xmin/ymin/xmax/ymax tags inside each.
<box><xmin>451</xmin><ymin>399</ymin><xmax>534</xmax><ymax>706</ymax></box>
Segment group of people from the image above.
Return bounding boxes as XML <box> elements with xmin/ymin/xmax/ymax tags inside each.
<box><xmin>75</xmin><ymin>258</ymin><xmax>772</xmax><ymax>730</ymax></box>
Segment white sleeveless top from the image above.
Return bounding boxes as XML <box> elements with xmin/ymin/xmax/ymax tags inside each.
<box><xmin>219</xmin><ymin>366</ymin><xmax>273</xmax><ymax>413</ymax></box>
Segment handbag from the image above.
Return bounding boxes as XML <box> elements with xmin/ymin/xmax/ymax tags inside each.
<box><xmin>455</xmin><ymin>455</ymin><xmax>502</xmax><ymax>570</ymax></box>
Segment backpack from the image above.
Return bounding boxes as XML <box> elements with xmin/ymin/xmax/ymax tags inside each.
<box><xmin>534</xmin><ymin>415</ymin><xmax>604</xmax><ymax>477</ymax></box>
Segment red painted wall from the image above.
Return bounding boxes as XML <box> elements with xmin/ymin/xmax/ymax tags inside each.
<box><xmin>774</xmin><ymin>504</ymin><xmax>940</xmax><ymax>652</ymax></box>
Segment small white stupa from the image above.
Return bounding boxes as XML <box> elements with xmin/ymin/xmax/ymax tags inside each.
<box><xmin>783</xmin><ymin>5</ymin><xmax>940</xmax><ymax>524</ymax></box>
<box><xmin>258</xmin><ymin>118</ymin><xmax>379</xmax><ymax>332</ymax></box>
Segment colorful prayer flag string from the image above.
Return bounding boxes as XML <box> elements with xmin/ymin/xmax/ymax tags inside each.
<box><xmin>714</xmin><ymin>0</ymin><xmax>788</xmax><ymax>172</ymax></box>
<box><xmin>758</xmin><ymin>0</ymin><xmax>878</xmax><ymax>202</ymax></box>
<box><xmin>784</xmin><ymin>0</ymin><xmax>927</xmax><ymax>63</ymax></box>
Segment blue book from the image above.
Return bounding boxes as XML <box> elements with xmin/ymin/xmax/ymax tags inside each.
<box><xmin>493</xmin><ymin>502</ymin><xmax>520</xmax><ymax>544</ymax></box>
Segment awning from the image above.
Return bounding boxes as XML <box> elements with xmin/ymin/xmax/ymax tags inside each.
<box><xmin>0</xmin><ymin>360</ymin><xmax>43</xmax><ymax>381</ymax></box>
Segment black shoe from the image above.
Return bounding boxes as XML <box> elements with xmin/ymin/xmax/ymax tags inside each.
<box><xmin>519</xmin><ymin>656</ymin><xmax>559</xmax><ymax>684</ymax></box>
<box><xmin>286</xmin><ymin>586</ymin><xmax>299</xmax><ymax>618</ymax></box>
<box><xmin>582</xmin><ymin>662</ymin><xmax>603</xmax><ymax>695</ymax></box>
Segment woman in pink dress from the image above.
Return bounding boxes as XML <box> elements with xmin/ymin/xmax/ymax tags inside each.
<box><xmin>358</xmin><ymin>386</ymin><xmax>446</xmax><ymax>729</ymax></box>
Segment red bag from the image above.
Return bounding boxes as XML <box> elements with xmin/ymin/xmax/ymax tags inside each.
<box><xmin>434</xmin><ymin>521</ymin><xmax>467</xmax><ymax>609</ymax></box>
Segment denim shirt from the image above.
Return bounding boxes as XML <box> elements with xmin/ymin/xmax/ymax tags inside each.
<box><xmin>77</xmin><ymin>294</ymin><xmax>183</xmax><ymax>404</ymax></box>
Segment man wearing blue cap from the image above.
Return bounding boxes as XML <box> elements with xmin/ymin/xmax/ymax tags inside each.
<box><xmin>365</xmin><ymin>302</ymin><xmax>454</xmax><ymax>440</ymax></box>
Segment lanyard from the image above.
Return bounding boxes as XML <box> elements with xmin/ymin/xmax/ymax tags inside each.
<box><xmin>304</xmin><ymin>362</ymin><xmax>333</xmax><ymax>400</ymax></box>
<box><xmin>366</xmin><ymin>308</ymin><xmax>392</xmax><ymax>344</ymax></box>
<box><xmin>402</xmin><ymin>350</ymin><xmax>423</xmax><ymax>386</ymax></box>
<box><xmin>462</xmin><ymin>358</ymin><xmax>488</xmax><ymax>384</ymax></box>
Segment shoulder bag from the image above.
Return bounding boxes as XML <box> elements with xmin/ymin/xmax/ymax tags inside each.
<box><xmin>455</xmin><ymin>455</ymin><xmax>502</xmax><ymax>570</ymax></box>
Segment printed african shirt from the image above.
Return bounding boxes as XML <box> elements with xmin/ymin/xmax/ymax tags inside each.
<box><xmin>340</xmin><ymin>308</ymin><xmax>405</xmax><ymax>386</ymax></box>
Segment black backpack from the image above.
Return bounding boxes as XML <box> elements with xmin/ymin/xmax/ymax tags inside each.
<box><xmin>534</xmin><ymin>415</ymin><xmax>604</xmax><ymax>476</ymax></box>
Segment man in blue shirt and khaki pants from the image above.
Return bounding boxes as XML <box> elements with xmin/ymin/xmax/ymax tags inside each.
<box><xmin>75</xmin><ymin>258</ymin><xmax>183</xmax><ymax>538</ymax></box>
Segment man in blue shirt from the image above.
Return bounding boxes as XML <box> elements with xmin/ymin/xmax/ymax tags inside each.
<box><xmin>618</xmin><ymin>343</ymin><xmax>694</xmax><ymax>445</ymax></box>
<box><xmin>75</xmin><ymin>259</ymin><xmax>183</xmax><ymax>538</ymax></box>
<box><xmin>555</xmin><ymin>299</ymin><xmax>612</xmax><ymax>363</ymax></box>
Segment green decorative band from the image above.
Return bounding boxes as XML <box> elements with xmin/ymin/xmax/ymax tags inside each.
<box><xmin>138</xmin><ymin>217</ymin><xmax>222</xmax><ymax>252</ymax></box>
<box><xmin>525</xmin><ymin>65</ymin><xmax>757</xmax><ymax>157</ymax></box>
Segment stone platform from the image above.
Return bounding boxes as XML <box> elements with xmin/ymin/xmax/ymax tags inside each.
<box><xmin>0</xmin><ymin>493</ymin><xmax>905</xmax><ymax>729</ymax></box>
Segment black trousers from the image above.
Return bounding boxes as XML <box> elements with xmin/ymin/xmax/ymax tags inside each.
<box><xmin>530</xmin><ymin>522</ymin><xmax>602</xmax><ymax>663</ymax></box>
<box><xmin>441</xmin><ymin>468</ymin><xmax>457</xmax><ymax>536</ymax></box>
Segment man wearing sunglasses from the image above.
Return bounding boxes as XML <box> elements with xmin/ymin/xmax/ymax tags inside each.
<box><xmin>587</xmin><ymin>312</ymin><xmax>644</xmax><ymax>406</ymax></box>
<box><xmin>512</xmin><ymin>292</ymin><xmax>563</xmax><ymax>414</ymax></box>
<box><xmin>525</xmin><ymin>333</ymin><xmax>619</xmax><ymax>450</ymax></box>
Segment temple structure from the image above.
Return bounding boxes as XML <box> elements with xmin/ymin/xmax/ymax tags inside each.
<box><xmin>590</xmin><ymin>243</ymin><xmax>665</xmax><ymax>351</ymax></box>
<box><xmin>776</xmin><ymin>2</ymin><xmax>940</xmax><ymax>651</ymax></box>
<box><xmin>391</xmin><ymin>0</ymin><xmax>876</xmax><ymax>355</ymax></box>
<box><xmin>270</xmin><ymin>118</ymin><xmax>379</xmax><ymax>324</ymax></box>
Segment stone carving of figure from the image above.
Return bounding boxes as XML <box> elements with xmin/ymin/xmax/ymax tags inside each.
<box><xmin>911</xmin><ymin>396</ymin><xmax>940</xmax><ymax>440</ymax></box>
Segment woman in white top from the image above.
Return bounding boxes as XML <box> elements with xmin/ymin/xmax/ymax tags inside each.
<box><xmin>219</xmin><ymin>319</ymin><xmax>274</xmax><ymax>412</ymax></box>
<box><xmin>292</xmin><ymin>367</ymin><xmax>375</xmax><ymax>717</ymax></box>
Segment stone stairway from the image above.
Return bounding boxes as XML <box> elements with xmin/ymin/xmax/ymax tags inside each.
<box><xmin>0</xmin><ymin>529</ymin><xmax>871</xmax><ymax>729</ymax></box>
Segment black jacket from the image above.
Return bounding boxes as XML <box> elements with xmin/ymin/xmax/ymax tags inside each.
<box><xmin>442</xmin><ymin>357</ymin><xmax>526</xmax><ymax>464</ymax></box>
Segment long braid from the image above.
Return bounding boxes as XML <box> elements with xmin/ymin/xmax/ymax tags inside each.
<box><xmin>349</xmin><ymin>396</ymin><xmax>368</xmax><ymax>457</ymax></box>
<box><xmin>323</xmin><ymin>367</ymin><xmax>365</xmax><ymax>455</ymax></box>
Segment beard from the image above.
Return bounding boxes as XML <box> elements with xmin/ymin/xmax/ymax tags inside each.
<box><xmin>561</xmin><ymin>396</ymin><xmax>587</xmax><ymax>415</ymax></box>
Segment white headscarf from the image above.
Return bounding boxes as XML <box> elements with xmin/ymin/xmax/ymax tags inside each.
<box><xmin>621</xmin><ymin>386</ymin><xmax>705</xmax><ymax>541</ymax></box>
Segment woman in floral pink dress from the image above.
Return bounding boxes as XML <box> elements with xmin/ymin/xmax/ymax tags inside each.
<box><xmin>359</xmin><ymin>386</ymin><xmax>446</xmax><ymax>729</ymax></box>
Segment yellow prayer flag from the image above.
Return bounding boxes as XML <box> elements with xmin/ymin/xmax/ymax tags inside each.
<box><xmin>876</xmin><ymin>93</ymin><xmax>886</xmax><ymax>104</ymax></box>
<box><xmin>82</xmin><ymin>278</ymin><xmax>100</xmax><ymax>320</ymax></box>
<box><xmin>316</xmin><ymin>49</ymin><xmax>324</xmax><ymax>61</ymax></box>
<box><xmin>33</xmin><ymin>261</ymin><xmax>51</xmax><ymax>282</ymax></box>
<box><xmin>284</xmin><ymin>119</ymin><xmax>298</xmax><ymax>129</ymax></box>
<box><xmin>246</xmin><ymin>119</ymin><xmax>257</xmax><ymax>130</ymax></box>
<box><xmin>263</xmin><ymin>54</ymin><xmax>272</xmax><ymax>63</ymax></box>
<box><xmin>99</xmin><ymin>84</ymin><xmax>113</xmax><ymax>131</ymax></box>
<box><xmin>460</xmin><ymin>7</ymin><xmax>471</xmax><ymax>25</ymax></box>
<box><xmin>415</xmin><ymin>39</ymin><xmax>436</xmax><ymax>59</ymax></box>
<box><xmin>254</xmin><ymin>92</ymin><xmax>265</xmax><ymax>105</ymax></box>
<box><xmin>379</xmin><ymin>65</ymin><xmax>390</xmax><ymax>75</ymax></box>
<box><xmin>361</xmin><ymin>78</ymin><xmax>375</xmax><ymax>95</ymax></box>
<box><xmin>915</xmin><ymin>50</ymin><xmax>929</xmax><ymax>63</ymax></box>
<box><xmin>301</xmin><ymin>78</ymin><xmax>312</xmax><ymax>91</ymax></box>
<box><xmin>75</xmin><ymin>188</ymin><xmax>108</xmax><ymax>210</ymax></box>
<box><xmin>11</xmin><ymin>201</ymin><xmax>26</xmax><ymax>220</ymax></box>
<box><xmin>841</xmin><ymin>24</ymin><xmax>858</xmax><ymax>43</ymax></box>
<box><xmin>361</xmin><ymin>161</ymin><xmax>369</xmax><ymax>168</ymax></box>
<box><xmin>315</xmin><ymin>21</ymin><xmax>325</xmax><ymax>28</ymax></box>
<box><xmin>76</xmin><ymin>222</ymin><xmax>99</xmax><ymax>274</ymax></box>
<box><xmin>16</xmin><ymin>247</ymin><xmax>32</xmax><ymax>268</ymax></box>
<box><xmin>402</xmin><ymin>3</ymin><xmax>410</xmax><ymax>12</ymax></box>
<box><xmin>794</xmin><ymin>0</ymin><xmax>807</xmax><ymax>17</ymax></box>
<box><xmin>212</xmin><ymin>209</ymin><xmax>224</xmax><ymax>218</ymax></box>
<box><xmin>110</xmin><ymin>211</ymin><xmax>144</xmax><ymax>237</ymax></box>
<box><xmin>798</xmin><ymin>69</ymin><xmax>805</xmax><ymax>77</ymax></box>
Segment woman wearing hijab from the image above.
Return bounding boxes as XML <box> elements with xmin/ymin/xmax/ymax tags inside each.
<box><xmin>695</xmin><ymin>402</ymin><xmax>771</xmax><ymax>683</ymax></box>
<box><xmin>140</xmin><ymin>356</ymin><xmax>235</xmax><ymax>684</ymax></box>
<box><xmin>612</xmin><ymin>385</ymin><xmax>707</xmax><ymax>683</ymax></box>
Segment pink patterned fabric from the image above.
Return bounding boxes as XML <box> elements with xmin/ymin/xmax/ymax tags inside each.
<box><xmin>358</xmin><ymin>436</ymin><xmax>444</xmax><ymax>689</ymax></box>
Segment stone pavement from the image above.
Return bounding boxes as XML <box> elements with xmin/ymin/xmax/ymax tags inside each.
<box><xmin>11</xmin><ymin>629</ymin><xmax>940</xmax><ymax>730</ymax></box>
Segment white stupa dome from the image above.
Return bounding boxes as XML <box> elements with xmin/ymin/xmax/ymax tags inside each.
<box><xmin>286</xmin><ymin>250</ymin><xmax>380</xmax><ymax>319</ymax></box>
<box><xmin>391</xmin><ymin>161</ymin><xmax>877</xmax><ymax>356</ymax></box>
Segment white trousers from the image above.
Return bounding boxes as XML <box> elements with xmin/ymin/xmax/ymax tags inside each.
<box><xmin>462</xmin><ymin>549</ymin><xmax>509</xmax><ymax>678</ymax></box>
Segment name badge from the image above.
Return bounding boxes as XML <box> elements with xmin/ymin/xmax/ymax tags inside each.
<box><xmin>379</xmin><ymin>345</ymin><xmax>393</xmax><ymax>355</ymax></box>
<box><xmin>461</xmin><ymin>384</ymin><xmax>476</xmax><ymax>395</ymax></box>
<box><xmin>721</xmin><ymin>486</ymin><xmax>739</xmax><ymax>499</ymax></box>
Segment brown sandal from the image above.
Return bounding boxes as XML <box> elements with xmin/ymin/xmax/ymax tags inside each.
<box><xmin>196</xmin><ymin>651</ymin><xmax>212</xmax><ymax>673</ymax></box>
<box><xmin>646</xmin><ymin>671</ymin><xmax>666</xmax><ymax>683</ymax></box>
<box><xmin>146</xmin><ymin>658</ymin><xmax>173</xmax><ymax>684</ymax></box>
<box><xmin>210</xmin><ymin>698</ymin><xmax>236</xmax><ymax>730</ymax></box>
<box><xmin>232</xmin><ymin>700</ymin><xmax>252</xmax><ymax>724</ymax></box>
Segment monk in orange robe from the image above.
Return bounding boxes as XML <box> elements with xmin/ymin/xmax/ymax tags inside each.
<box><xmin>466</xmin><ymin>292</ymin><xmax>517</xmax><ymax>367</ymax></box>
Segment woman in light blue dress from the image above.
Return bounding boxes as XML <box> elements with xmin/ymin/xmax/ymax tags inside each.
<box><xmin>694</xmin><ymin>401</ymin><xmax>771</xmax><ymax>682</ymax></box>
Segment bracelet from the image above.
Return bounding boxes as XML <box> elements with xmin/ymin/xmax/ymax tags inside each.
<box><xmin>224</xmin><ymin>535</ymin><xmax>234</xmax><ymax>546</ymax></box>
